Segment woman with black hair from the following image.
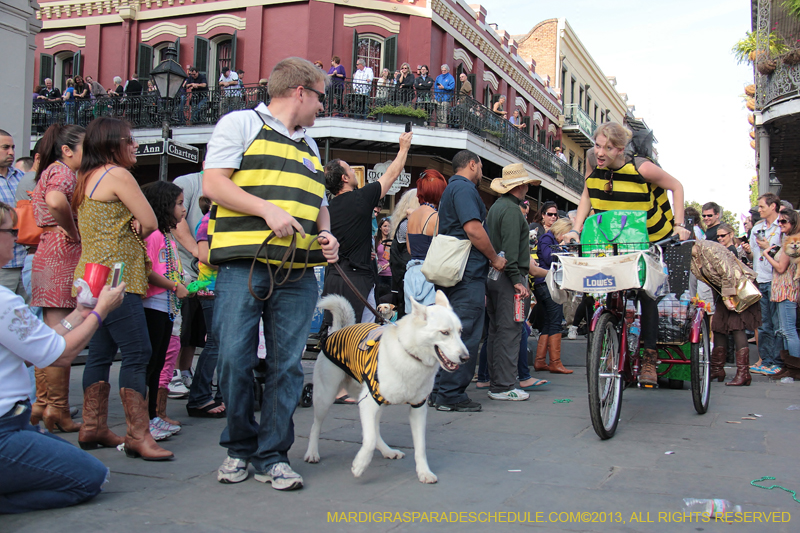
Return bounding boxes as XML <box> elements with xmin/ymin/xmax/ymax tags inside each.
<box><xmin>71</xmin><ymin>117</ymin><xmax>168</xmax><ymax>459</ymax></box>
<box><xmin>28</xmin><ymin>124</ymin><xmax>85</xmax><ymax>433</ymax></box>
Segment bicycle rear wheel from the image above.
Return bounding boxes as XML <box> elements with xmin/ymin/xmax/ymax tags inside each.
<box><xmin>690</xmin><ymin>316</ymin><xmax>710</xmax><ymax>414</ymax></box>
<box><xmin>587</xmin><ymin>312</ymin><xmax>623</xmax><ymax>439</ymax></box>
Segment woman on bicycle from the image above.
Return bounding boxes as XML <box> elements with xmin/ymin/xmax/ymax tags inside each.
<box><xmin>564</xmin><ymin>123</ymin><xmax>690</xmax><ymax>387</ymax></box>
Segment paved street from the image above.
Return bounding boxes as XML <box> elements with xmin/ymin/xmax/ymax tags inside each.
<box><xmin>5</xmin><ymin>340</ymin><xmax>799</xmax><ymax>533</ymax></box>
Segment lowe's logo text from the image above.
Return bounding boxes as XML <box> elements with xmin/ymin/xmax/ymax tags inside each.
<box><xmin>583</xmin><ymin>273</ymin><xmax>616</xmax><ymax>289</ymax></box>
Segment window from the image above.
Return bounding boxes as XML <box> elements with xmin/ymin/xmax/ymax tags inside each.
<box><xmin>561</xmin><ymin>67</ymin><xmax>567</xmax><ymax>99</ymax></box>
<box><xmin>594</xmin><ymin>104</ymin><xmax>598</xmax><ymax>123</ymax></box>
<box><xmin>578</xmin><ymin>86</ymin><xmax>583</xmax><ymax>110</ymax></box>
<box><xmin>599</xmin><ymin>110</ymin><xmax>605</xmax><ymax>123</ymax></box>
<box><xmin>586</xmin><ymin>95</ymin><xmax>591</xmax><ymax>115</ymax></box>
<box><xmin>208</xmin><ymin>32</ymin><xmax>238</xmax><ymax>83</ymax></box>
<box><xmin>570</xmin><ymin>78</ymin><xmax>575</xmax><ymax>105</ymax></box>
<box><xmin>568</xmin><ymin>151</ymin><xmax>574</xmax><ymax>167</ymax></box>
<box><xmin>484</xmin><ymin>85</ymin><xmax>492</xmax><ymax>108</ymax></box>
<box><xmin>356</xmin><ymin>34</ymin><xmax>383</xmax><ymax>74</ymax></box>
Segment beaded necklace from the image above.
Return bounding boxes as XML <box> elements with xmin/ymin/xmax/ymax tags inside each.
<box><xmin>421</xmin><ymin>202</ymin><xmax>437</xmax><ymax>211</ymax></box>
<box><xmin>163</xmin><ymin>231</ymin><xmax>184</xmax><ymax>321</ymax></box>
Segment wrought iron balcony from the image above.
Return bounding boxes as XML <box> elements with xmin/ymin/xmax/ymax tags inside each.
<box><xmin>31</xmin><ymin>81</ymin><xmax>584</xmax><ymax>195</ymax></box>
<box><xmin>562</xmin><ymin>103</ymin><xmax>597</xmax><ymax>148</ymax></box>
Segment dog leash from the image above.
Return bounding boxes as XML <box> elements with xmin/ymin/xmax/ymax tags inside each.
<box><xmin>248</xmin><ymin>231</ymin><xmax>386</xmax><ymax>325</ymax></box>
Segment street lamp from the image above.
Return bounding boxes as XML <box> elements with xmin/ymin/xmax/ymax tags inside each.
<box><xmin>768</xmin><ymin>167</ymin><xmax>783</xmax><ymax>197</ymax></box>
<box><xmin>149</xmin><ymin>46</ymin><xmax>187</xmax><ymax>181</ymax></box>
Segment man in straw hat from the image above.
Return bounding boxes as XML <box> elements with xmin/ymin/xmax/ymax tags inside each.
<box><xmin>484</xmin><ymin>163</ymin><xmax>545</xmax><ymax>400</ymax></box>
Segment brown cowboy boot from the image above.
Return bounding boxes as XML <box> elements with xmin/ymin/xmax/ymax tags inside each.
<box><xmin>639</xmin><ymin>349</ymin><xmax>658</xmax><ymax>387</ymax></box>
<box><xmin>30</xmin><ymin>367</ymin><xmax>48</xmax><ymax>426</ymax></box>
<box><xmin>156</xmin><ymin>387</ymin><xmax>182</xmax><ymax>427</ymax></box>
<box><xmin>726</xmin><ymin>347</ymin><xmax>752</xmax><ymax>386</ymax></box>
<box><xmin>78</xmin><ymin>381</ymin><xmax>124</xmax><ymax>450</ymax></box>
<box><xmin>547</xmin><ymin>335</ymin><xmax>573</xmax><ymax>374</ymax></box>
<box><xmin>42</xmin><ymin>366</ymin><xmax>81</xmax><ymax>432</ymax></box>
<box><xmin>709</xmin><ymin>346</ymin><xmax>726</xmax><ymax>382</ymax></box>
<box><xmin>533</xmin><ymin>334</ymin><xmax>549</xmax><ymax>371</ymax></box>
<box><xmin>120</xmin><ymin>388</ymin><xmax>174</xmax><ymax>461</ymax></box>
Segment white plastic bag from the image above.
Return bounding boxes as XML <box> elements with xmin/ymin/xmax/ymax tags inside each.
<box><xmin>642</xmin><ymin>248</ymin><xmax>669</xmax><ymax>299</ymax></box>
<box><xmin>545</xmin><ymin>263</ymin><xmax>568</xmax><ymax>304</ymax></box>
<box><xmin>559</xmin><ymin>252</ymin><xmax>642</xmax><ymax>294</ymax></box>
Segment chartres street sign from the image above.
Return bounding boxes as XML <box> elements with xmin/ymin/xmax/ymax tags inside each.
<box><xmin>166</xmin><ymin>140</ymin><xmax>200</xmax><ymax>164</ymax></box>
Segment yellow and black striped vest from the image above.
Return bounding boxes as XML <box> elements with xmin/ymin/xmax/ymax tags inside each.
<box><xmin>208</xmin><ymin>117</ymin><xmax>326</xmax><ymax>268</ymax></box>
<box><xmin>585</xmin><ymin>158</ymin><xmax>673</xmax><ymax>242</ymax></box>
<box><xmin>323</xmin><ymin>323</ymin><xmax>425</xmax><ymax>407</ymax></box>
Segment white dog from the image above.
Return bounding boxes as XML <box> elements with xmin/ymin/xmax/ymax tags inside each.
<box><xmin>304</xmin><ymin>291</ymin><xmax>468</xmax><ymax>483</ymax></box>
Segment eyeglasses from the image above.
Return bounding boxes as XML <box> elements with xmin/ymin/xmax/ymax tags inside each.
<box><xmin>0</xmin><ymin>228</ymin><xmax>18</xmax><ymax>238</ymax></box>
<box><xmin>120</xmin><ymin>136</ymin><xmax>136</xmax><ymax>144</ymax></box>
<box><xmin>778</xmin><ymin>219</ymin><xmax>789</xmax><ymax>225</ymax></box>
<box><xmin>716</xmin><ymin>233</ymin><xmax>730</xmax><ymax>239</ymax></box>
<box><xmin>701</xmin><ymin>214</ymin><xmax>714</xmax><ymax>218</ymax></box>
<box><xmin>545</xmin><ymin>212</ymin><xmax>558</xmax><ymax>217</ymax></box>
<box><xmin>401</xmin><ymin>67</ymin><xmax>409</xmax><ymax>70</ymax></box>
<box><xmin>290</xmin><ymin>86</ymin><xmax>326</xmax><ymax>104</ymax></box>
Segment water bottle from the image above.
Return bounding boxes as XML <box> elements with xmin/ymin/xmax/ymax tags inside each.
<box><xmin>488</xmin><ymin>251</ymin><xmax>504</xmax><ymax>281</ymax></box>
<box><xmin>679</xmin><ymin>291</ymin><xmax>691</xmax><ymax>320</ymax></box>
<box><xmin>683</xmin><ymin>498</ymin><xmax>741</xmax><ymax>518</ymax></box>
<box><xmin>627</xmin><ymin>318</ymin><xmax>640</xmax><ymax>355</ymax></box>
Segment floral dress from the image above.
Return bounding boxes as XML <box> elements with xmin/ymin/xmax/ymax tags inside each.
<box><xmin>31</xmin><ymin>162</ymin><xmax>81</xmax><ymax>308</ymax></box>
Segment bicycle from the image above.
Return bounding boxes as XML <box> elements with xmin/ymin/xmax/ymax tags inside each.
<box><xmin>554</xmin><ymin>236</ymin><xmax>710</xmax><ymax>440</ymax></box>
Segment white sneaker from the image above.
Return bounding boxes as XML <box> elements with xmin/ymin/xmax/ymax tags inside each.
<box><xmin>568</xmin><ymin>326</ymin><xmax>578</xmax><ymax>340</ymax></box>
<box><xmin>180</xmin><ymin>371</ymin><xmax>193</xmax><ymax>389</ymax></box>
<box><xmin>151</xmin><ymin>416</ymin><xmax>180</xmax><ymax>435</ymax></box>
<box><xmin>487</xmin><ymin>389</ymin><xmax>530</xmax><ymax>401</ymax></box>
<box><xmin>168</xmin><ymin>379</ymin><xmax>189</xmax><ymax>399</ymax></box>
<box><xmin>254</xmin><ymin>462</ymin><xmax>304</xmax><ymax>490</ymax></box>
<box><xmin>149</xmin><ymin>419</ymin><xmax>172</xmax><ymax>441</ymax></box>
<box><xmin>217</xmin><ymin>456</ymin><xmax>250</xmax><ymax>484</ymax></box>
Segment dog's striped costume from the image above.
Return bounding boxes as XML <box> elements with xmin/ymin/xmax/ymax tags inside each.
<box><xmin>323</xmin><ymin>323</ymin><xmax>424</xmax><ymax>407</ymax></box>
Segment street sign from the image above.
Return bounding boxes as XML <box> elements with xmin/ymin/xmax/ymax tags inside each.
<box><xmin>367</xmin><ymin>161</ymin><xmax>411</xmax><ymax>196</ymax></box>
<box><xmin>166</xmin><ymin>139</ymin><xmax>200</xmax><ymax>164</ymax></box>
<box><xmin>136</xmin><ymin>140</ymin><xmax>164</xmax><ymax>157</ymax></box>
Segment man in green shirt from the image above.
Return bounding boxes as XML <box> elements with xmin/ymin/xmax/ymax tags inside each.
<box><xmin>485</xmin><ymin>163</ymin><xmax>540</xmax><ymax>401</ymax></box>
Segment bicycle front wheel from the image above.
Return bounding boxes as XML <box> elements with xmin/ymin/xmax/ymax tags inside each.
<box><xmin>587</xmin><ymin>312</ymin><xmax>623</xmax><ymax>439</ymax></box>
<box><xmin>691</xmin><ymin>315</ymin><xmax>711</xmax><ymax>414</ymax></box>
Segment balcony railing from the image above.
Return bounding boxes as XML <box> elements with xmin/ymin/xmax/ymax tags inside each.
<box><xmin>761</xmin><ymin>62</ymin><xmax>800</xmax><ymax>111</ymax></box>
<box><xmin>563</xmin><ymin>103</ymin><xmax>597</xmax><ymax>141</ymax></box>
<box><xmin>31</xmin><ymin>81</ymin><xmax>584</xmax><ymax>195</ymax></box>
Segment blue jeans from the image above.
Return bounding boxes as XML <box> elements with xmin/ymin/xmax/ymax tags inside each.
<box><xmin>187</xmin><ymin>298</ymin><xmax>222</xmax><ymax>408</ymax></box>
<box><xmin>433</xmin><ymin>278</ymin><xmax>486</xmax><ymax>405</ymax></box>
<box><xmin>0</xmin><ymin>401</ymin><xmax>108</xmax><ymax>513</ymax></box>
<box><xmin>83</xmin><ymin>293</ymin><xmax>152</xmax><ymax>395</ymax></box>
<box><xmin>533</xmin><ymin>284</ymin><xmax>563</xmax><ymax>336</ymax></box>
<box><xmin>757</xmin><ymin>282</ymin><xmax>780</xmax><ymax>367</ymax></box>
<box><xmin>214</xmin><ymin>261</ymin><xmax>318</xmax><ymax>473</ymax></box>
<box><xmin>774</xmin><ymin>299</ymin><xmax>799</xmax><ymax>360</ymax></box>
<box><xmin>478</xmin><ymin>315</ymin><xmax>531</xmax><ymax>382</ymax></box>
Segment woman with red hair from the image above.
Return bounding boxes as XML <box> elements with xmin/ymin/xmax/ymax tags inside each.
<box><xmin>404</xmin><ymin>170</ymin><xmax>448</xmax><ymax>310</ymax></box>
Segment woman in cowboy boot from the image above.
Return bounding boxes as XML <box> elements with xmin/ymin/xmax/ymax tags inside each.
<box><xmin>691</xmin><ymin>239</ymin><xmax>762</xmax><ymax>386</ymax></box>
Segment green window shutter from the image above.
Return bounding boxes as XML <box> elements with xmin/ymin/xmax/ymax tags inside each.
<box><xmin>351</xmin><ymin>29</ymin><xmax>359</xmax><ymax>75</ymax></box>
<box><xmin>383</xmin><ymin>35</ymin><xmax>397</xmax><ymax>73</ymax></box>
<box><xmin>174</xmin><ymin>37</ymin><xmax>181</xmax><ymax>64</ymax></box>
<box><xmin>231</xmin><ymin>31</ymin><xmax>237</xmax><ymax>72</ymax></box>
<box><xmin>194</xmin><ymin>36</ymin><xmax>210</xmax><ymax>77</ymax></box>
<box><xmin>39</xmin><ymin>54</ymin><xmax>54</xmax><ymax>86</ymax></box>
<box><xmin>73</xmin><ymin>50</ymin><xmax>83</xmax><ymax>77</ymax></box>
<box><xmin>137</xmin><ymin>43</ymin><xmax>153</xmax><ymax>80</ymax></box>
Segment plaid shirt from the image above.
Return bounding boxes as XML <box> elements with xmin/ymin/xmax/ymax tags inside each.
<box><xmin>0</xmin><ymin>166</ymin><xmax>27</xmax><ymax>268</ymax></box>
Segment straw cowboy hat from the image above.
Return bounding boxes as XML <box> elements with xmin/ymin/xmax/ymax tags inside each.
<box><xmin>490</xmin><ymin>163</ymin><xmax>541</xmax><ymax>194</ymax></box>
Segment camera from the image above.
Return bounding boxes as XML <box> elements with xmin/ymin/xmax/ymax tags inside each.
<box><xmin>767</xmin><ymin>246</ymin><xmax>781</xmax><ymax>259</ymax></box>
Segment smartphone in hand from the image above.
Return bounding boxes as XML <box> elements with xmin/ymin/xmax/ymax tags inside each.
<box><xmin>405</xmin><ymin>121</ymin><xmax>413</xmax><ymax>132</ymax></box>
<box><xmin>110</xmin><ymin>262</ymin><xmax>125</xmax><ymax>288</ymax></box>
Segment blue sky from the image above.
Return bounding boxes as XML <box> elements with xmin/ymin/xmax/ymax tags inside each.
<box><xmin>482</xmin><ymin>0</ymin><xmax>755</xmax><ymax>225</ymax></box>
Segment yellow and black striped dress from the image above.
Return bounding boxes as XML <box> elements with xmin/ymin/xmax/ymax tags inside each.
<box><xmin>585</xmin><ymin>157</ymin><xmax>673</xmax><ymax>242</ymax></box>
<box><xmin>322</xmin><ymin>323</ymin><xmax>424</xmax><ymax>407</ymax></box>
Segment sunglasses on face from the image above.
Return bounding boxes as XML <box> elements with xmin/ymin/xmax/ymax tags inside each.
<box><xmin>702</xmin><ymin>214</ymin><xmax>714</xmax><ymax>218</ymax></box>
<box><xmin>120</xmin><ymin>136</ymin><xmax>136</xmax><ymax>144</ymax></box>
<box><xmin>779</xmin><ymin>219</ymin><xmax>789</xmax><ymax>225</ymax></box>
<box><xmin>0</xmin><ymin>228</ymin><xmax>18</xmax><ymax>238</ymax></box>
<box><xmin>716</xmin><ymin>233</ymin><xmax>730</xmax><ymax>239</ymax></box>
<box><xmin>545</xmin><ymin>212</ymin><xmax>558</xmax><ymax>217</ymax></box>
<box><xmin>290</xmin><ymin>85</ymin><xmax>326</xmax><ymax>104</ymax></box>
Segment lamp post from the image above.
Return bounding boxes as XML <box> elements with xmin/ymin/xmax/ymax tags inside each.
<box><xmin>149</xmin><ymin>46</ymin><xmax>187</xmax><ymax>181</ymax></box>
<box><xmin>768</xmin><ymin>167</ymin><xmax>783</xmax><ymax>197</ymax></box>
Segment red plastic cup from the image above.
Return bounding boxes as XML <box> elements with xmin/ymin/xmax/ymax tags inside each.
<box><xmin>83</xmin><ymin>263</ymin><xmax>111</xmax><ymax>298</ymax></box>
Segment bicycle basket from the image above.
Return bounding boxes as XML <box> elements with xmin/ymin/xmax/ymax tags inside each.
<box><xmin>580</xmin><ymin>210</ymin><xmax>649</xmax><ymax>256</ymax></box>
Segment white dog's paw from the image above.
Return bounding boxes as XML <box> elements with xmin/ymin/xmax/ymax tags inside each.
<box><xmin>417</xmin><ymin>469</ymin><xmax>438</xmax><ymax>484</ymax></box>
<box><xmin>351</xmin><ymin>453</ymin><xmax>371</xmax><ymax>478</ymax></box>
<box><xmin>304</xmin><ymin>449</ymin><xmax>320</xmax><ymax>463</ymax></box>
<box><xmin>381</xmin><ymin>448</ymin><xmax>405</xmax><ymax>460</ymax></box>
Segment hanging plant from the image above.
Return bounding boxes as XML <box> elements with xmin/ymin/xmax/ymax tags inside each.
<box><xmin>732</xmin><ymin>31</ymin><xmax>788</xmax><ymax>64</ymax></box>
<box><xmin>750</xmin><ymin>140</ymin><xmax>756</xmax><ymax>149</ymax></box>
<box><xmin>746</xmin><ymin>97</ymin><xmax>756</xmax><ymax>111</ymax></box>
<box><xmin>744</xmin><ymin>84</ymin><xmax>756</xmax><ymax>96</ymax></box>
<box><xmin>748</xmin><ymin>113</ymin><xmax>755</xmax><ymax>125</ymax></box>
<box><xmin>757</xmin><ymin>57</ymin><xmax>778</xmax><ymax>74</ymax></box>
<box><xmin>783</xmin><ymin>49</ymin><xmax>800</xmax><ymax>65</ymax></box>
<box><xmin>749</xmin><ymin>129</ymin><xmax>756</xmax><ymax>139</ymax></box>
